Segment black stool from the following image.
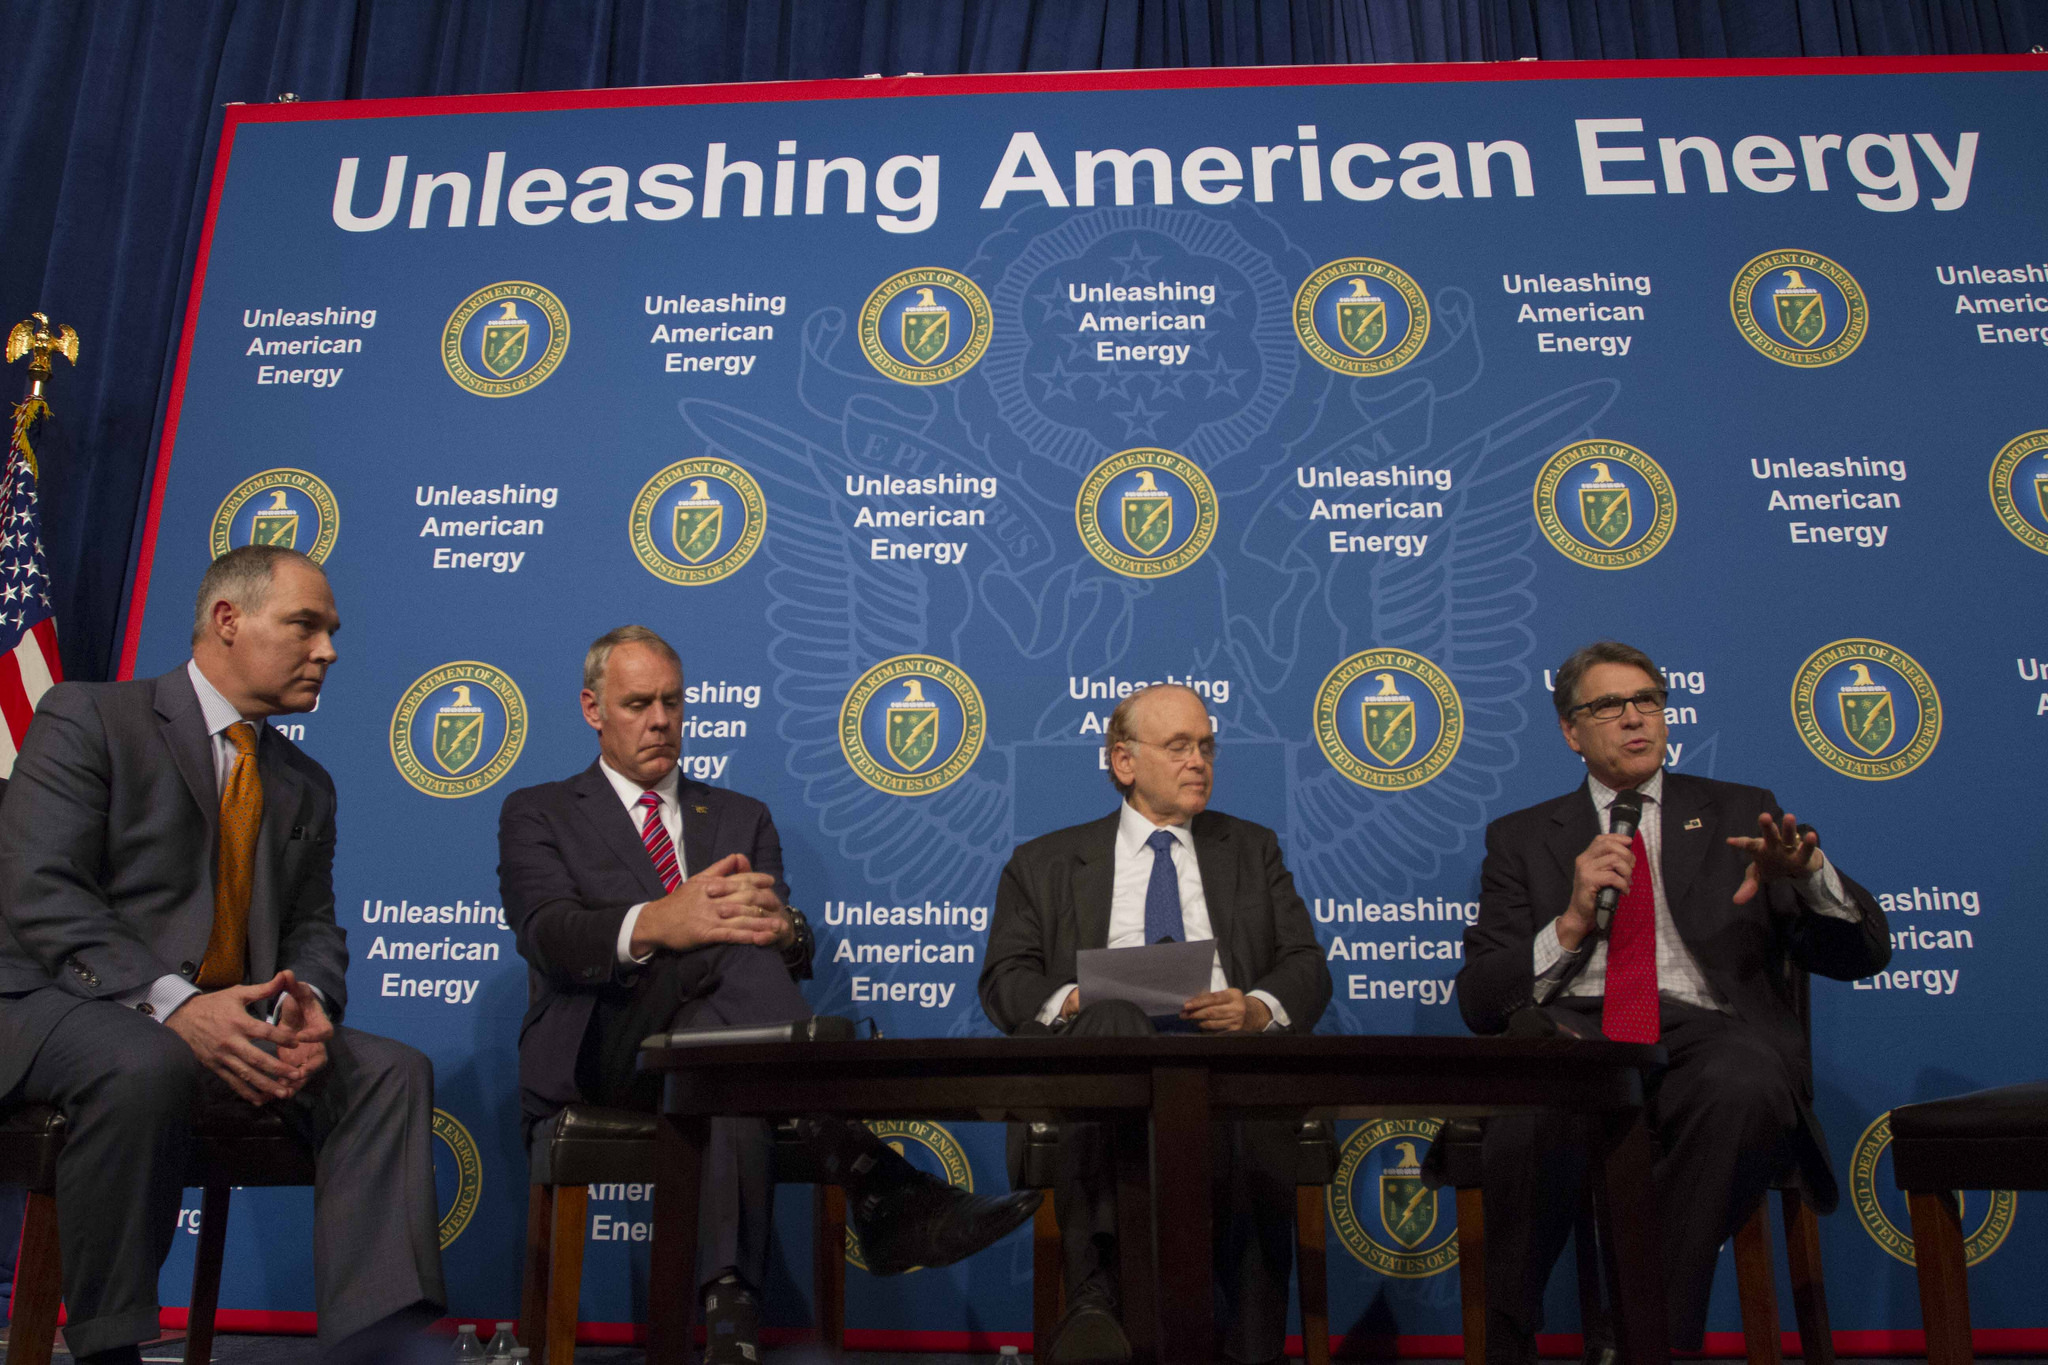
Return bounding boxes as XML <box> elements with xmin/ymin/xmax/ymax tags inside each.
<box><xmin>519</xmin><ymin>1107</ymin><xmax>848</xmax><ymax>1363</ymax></box>
<box><xmin>1890</xmin><ymin>1081</ymin><xmax>2048</xmax><ymax>1365</ymax></box>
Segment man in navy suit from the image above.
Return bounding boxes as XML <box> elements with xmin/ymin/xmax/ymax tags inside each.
<box><xmin>497</xmin><ymin>625</ymin><xmax>1037</xmax><ymax>1364</ymax></box>
<box><xmin>1458</xmin><ymin>640</ymin><xmax>1890</xmax><ymax>1361</ymax></box>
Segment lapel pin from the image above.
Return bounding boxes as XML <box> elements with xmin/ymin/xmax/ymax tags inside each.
<box><xmin>1683</xmin><ymin>817</ymin><xmax>1702</xmax><ymax>831</ymax></box>
<box><xmin>694</xmin><ymin>805</ymin><xmax>709</xmax><ymax>814</ymax></box>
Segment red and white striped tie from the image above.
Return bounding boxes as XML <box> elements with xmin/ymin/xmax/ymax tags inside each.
<box><xmin>638</xmin><ymin>790</ymin><xmax>681</xmax><ymax>892</ymax></box>
<box><xmin>1601</xmin><ymin>828</ymin><xmax>1660</xmax><ymax>1044</ymax></box>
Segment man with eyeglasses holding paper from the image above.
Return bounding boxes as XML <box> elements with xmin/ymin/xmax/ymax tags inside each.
<box><xmin>1458</xmin><ymin>640</ymin><xmax>1890</xmax><ymax>1363</ymax></box>
<box><xmin>981</xmin><ymin>683</ymin><xmax>1329</xmax><ymax>1365</ymax></box>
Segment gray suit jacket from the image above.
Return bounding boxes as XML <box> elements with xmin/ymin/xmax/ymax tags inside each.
<box><xmin>0</xmin><ymin>666</ymin><xmax>348</xmax><ymax>1098</ymax></box>
<box><xmin>979</xmin><ymin>807</ymin><xmax>1332</xmax><ymax>1035</ymax></box>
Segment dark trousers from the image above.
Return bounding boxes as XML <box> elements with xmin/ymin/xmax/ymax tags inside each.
<box><xmin>13</xmin><ymin>1000</ymin><xmax>444</xmax><ymax>1356</ymax></box>
<box><xmin>1022</xmin><ymin>999</ymin><xmax>1295</xmax><ymax>1365</ymax></box>
<box><xmin>1480</xmin><ymin>997</ymin><xmax>1799</xmax><ymax>1358</ymax></box>
<box><xmin>579</xmin><ymin>943</ymin><xmax>812</xmax><ymax>1294</ymax></box>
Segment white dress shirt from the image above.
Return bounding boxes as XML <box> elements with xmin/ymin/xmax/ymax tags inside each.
<box><xmin>1037</xmin><ymin>801</ymin><xmax>1289</xmax><ymax>1030</ymax></box>
<box><xmin>1532</xmin><ymin>768</ymin><xmax>1860</xmax><ymax>1011</ymax></box>
<box><xmin>116</xmin><ymin>661</ymin><xmax>277</xmax><ymax>1022</ymax></box>
<box><xmin>603</xmin><ymin>759</ymin><xmax>684</xmax><ymax>967</ymax></box>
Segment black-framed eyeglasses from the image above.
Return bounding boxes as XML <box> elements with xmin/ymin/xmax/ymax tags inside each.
<box><xmin>1566</xmin><ymin>689</ymin><xmax>1668</xmax><ymax>723</ymax></box>
<box><xmin>1127</xmin><ymin>736</ymin><xmax>1217</xmax><ymax>762</ymax></box>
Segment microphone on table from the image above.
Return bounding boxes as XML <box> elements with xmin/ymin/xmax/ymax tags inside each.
<box><xmin>1593</xmin><ymin>789</ymin><xmax>1646</xmax><ymax>934</ymax></box>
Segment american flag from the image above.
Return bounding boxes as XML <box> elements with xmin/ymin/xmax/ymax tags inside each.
<box><xmin>0</xmin><ymin>396</ymin><xmax>62</xmax><ymax>777</ymax></box>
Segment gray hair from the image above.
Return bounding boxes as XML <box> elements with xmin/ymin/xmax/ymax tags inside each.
<box><xmin>583</xmin><ymin>625</ymin><xmax>682</xmax><ymax>703</ymax></box>
<box><xmin>1552</xmin><ymin>640</ymin><xmax>1665</xmax><ymax>720</ymax></box>
<box><xmin>191</xmin><ymin>545</ymin><xmax>322</xmax><ymax>644</ymax></box>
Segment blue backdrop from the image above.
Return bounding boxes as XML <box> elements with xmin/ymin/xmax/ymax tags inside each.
<box><xmin>122</xmin><ymin>57</ymin><xmax>2048</xmax><ymax>1349</ymax></box>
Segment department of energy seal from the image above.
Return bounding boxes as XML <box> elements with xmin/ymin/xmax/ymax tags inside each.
<box><xmin>1293</xmin><ymin>258</ymin><xmax>1429</xmax><ymax>377</ymax></box>
<box><xmin>629</xmin><ymin>457</ymin><xmax>767</xmax><ymax>585</ymax></box>
<box><xmin>1533</xmin><ymin>440</ymin><xmax>1677</xmax><ymax>570</ymax></box>
<box><xmin>1730</xmin><ymin>250</ymin><xmax>1868</xmax><ymax>367</ymax></box>
<box><xmin>1850</xmin><ymin>1112</ymin><xmax>2015</xmax><ymax>1268</ymax></box>
<box><xmin>432</xmin><ymin>1108</ymin><xmax>484</xmax><ymax>1248</ymax></box>
<box><xmin>442</xmin><ymin>281</ymin><xmax>570</xmax><ymax>396</ymax></box>
<box><xmin>1328</xmin><ymin>1119</ymin><xmax>1459</xmax><ymax>1278</ymax></box>
<box><xmin>210</xmin><ymin>468</ymin><xmax>339</xmax><ymax>564</ymax></box>
<box><xmin>840</xmin><ymin>655</ymin><xmax>986</xmax><ymax>796</ymax></box>
<box><xmin>1989</xmin><ymin>429</ymin><xmax>2048</xmax><ymax>555</ymax></box>
<box><xmin>858</xmin><ymin>268</ymin><xmax>993</xmax><ymax>384</ymax></box>
<box><xmin>1314</xmin><ymin>649</ymin><xmax>1463</xmax><ymax>792</ymax></box>
<box><xmin>1790</xmin><ymin>639</ymin><xmax>1940</xmax><ymax>781</ymax></box>
<box><xmin>1075</xmin><ymin>448</ymin><xmax>1219</xmax><ymax>578</ymax></box>
<box><xmin>845</xmin><ymin>1121</ymin><xmax>974</xmax><ymax>1272</ymax></box>
<box><xmin>390</xmin><ymin>661</ymin><xmax>528</xmax><ymax>798</ymax></box>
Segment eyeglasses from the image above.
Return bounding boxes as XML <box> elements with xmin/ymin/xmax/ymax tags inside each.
<box><xmin>1566</xmin><ymin>689</ymin><xmax>1668</xmax><ymax>723</ymax></box>
<box><xmin>1126</xmin><ymin>736</ymin><xmax>1216</xmax><ymax>763</ymax></box>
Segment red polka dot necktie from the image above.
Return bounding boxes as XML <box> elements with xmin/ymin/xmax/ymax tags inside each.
<box><xmin>1600</xmin><ymin>828</ymin><xmax>1660</xmax><ymax>1044</ymax></box>
<box><xmin>197</xmin><ymin>722</ymin><xmax>260</xmax><ymax>989</ymax></box>
<box><xmin>638</xmin><ymin>791</ymin><xmax>682</xmax><ymax>892</ymax></box>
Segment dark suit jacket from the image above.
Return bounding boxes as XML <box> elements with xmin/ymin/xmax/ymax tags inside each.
<box><xmin>979</xmin><ymin>806</ymin><xmax>1331</xmax><ymax>1036</ymax></box>
<box><xmin>0</xmin><ymin>667</ymin><xmax>347</xmax><ymax>1098</ymax></box>
<box><xmin>497</xmin><ymin>761</ymin><xmax>807</xmax><ymax>1122</ymax></box>
<box><xmin>1457</xmin><ymin>770</ymin><xmax>1890</xmax><ymax>1208</ymax></box>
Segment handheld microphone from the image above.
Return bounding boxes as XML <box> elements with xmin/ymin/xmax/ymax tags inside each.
<box><xmin>1593</xmin><ymin>789</ymin><xmax>1645</xmax><ymax>933</ymax></box>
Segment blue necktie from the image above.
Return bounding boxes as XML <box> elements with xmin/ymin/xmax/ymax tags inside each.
<box><xmin>1143</xmin><ymin>828</ymin><xmax>1184</xmax><ymax>944</ymax></box>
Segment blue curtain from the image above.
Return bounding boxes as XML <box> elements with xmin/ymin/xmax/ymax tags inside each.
<box><xmin>0</xmin><ymin>0</ymin><xmax>2036</xmax><ymax>681</ymax></box>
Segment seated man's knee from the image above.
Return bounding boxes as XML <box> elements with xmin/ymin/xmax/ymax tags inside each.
<box><xmin>1068</xmin><ymin>998</ymin><xmax>1155</xmax><ymax>1038</ymax></box>
<box><xmin>345</xmin><ymin>1030</ymin><xmax>435</xmax><ymax>1096</ymax></box>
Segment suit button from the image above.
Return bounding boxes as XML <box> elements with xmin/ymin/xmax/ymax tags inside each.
<box><xmin>138</xmin><ymin>1002</ymin><xmax>155</xmax><ymax>1017</ymax></box>
<box><xmin>180</xmin><ymin>962</ymin><xmax>197</xmax><ymax>976</ymax></box>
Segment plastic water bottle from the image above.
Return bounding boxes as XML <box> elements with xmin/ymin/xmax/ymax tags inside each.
<box><xmin>507</xmin><ymin>1352</ymin><xmax>531</xmax><ymax>1363</ymax></box>
<box><xmin>484</xmin><ymin>1322</ymin><xmax>519</xmax><ymax>1360</ymax></box>
<box><xmin>450</xmin><ymin>1323</ymin><xmax>484</xmax><ymax>1361</ymax></box>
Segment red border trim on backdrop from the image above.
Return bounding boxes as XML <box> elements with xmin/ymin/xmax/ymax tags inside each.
<box><xmin>114</xmin><ymin>52</ymin><xmax>2047</xmax><ymax>678</ymax></box>
<box><xmin>156</xmin><ymin>1311</ymin><xmax>2048</xmax><ymax>1356</ymax></box>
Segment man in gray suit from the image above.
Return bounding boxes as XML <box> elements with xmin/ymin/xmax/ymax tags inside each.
<box><xmin>0</xmin><ymin>546</ymin><xmax>443</xmax><ymax>1365</ymax></box>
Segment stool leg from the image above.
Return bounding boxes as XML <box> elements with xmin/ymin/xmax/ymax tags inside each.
<box><xmin>1032</xmin><ymin>1191</ymin><xmax>1062</xmax><ymax>1353</ymax></box>
<box><xmin>547</xmin><ymin>1184</ymin><xmax>589</xmax><ymax>1365</ymax></box>
<box><xmin>520</xmin><ymin>1184</ymin><xmax>554</xmax><ymax>1362</ymax></box>
<box><xmin>1732</xmin><ymin>1197</ymin><xmax>1782</xmax><ymax>1365</ymax></box>
<box><xmin>184</xmin><ymin>1184</ymin><xmax>232</xmax><ymax>1365</ymax></box>
<box><xmin>9</xmin><ymin>1189</ymin><xmax>62</xmax><ymax>1365</ymax></box>
<box><xmin>1456</xmin><ymin>1187</ymin><xmax>1486</xmax><ymax>1365</ymax></box>
<box><xmin>1296</xmin><ymin>1186</ymin><xmax>1330</xmax><ymax>1365</ymax></box>
<box><xmin>1908</xmin><ymin>1191</ymin><xmax>1973</xmax><ymax>1365</ymax></box>
<box><xmin>813</xmin><ymin>1183</ymin><xmax>846</xmax><ymax>1357</ymax></box>
<box><xmin>1780</xmin><ymin>1188</ymin><xmax>1834</xmax><ymax>1365</ymax></box>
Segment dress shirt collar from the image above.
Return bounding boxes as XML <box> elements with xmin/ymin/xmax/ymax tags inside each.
<box><xmin>1117</xmin><ymin>798</ymin><xmax>1194</xmax><ymax>856</ymax></box>
<box><xmin>186</xmin><ymin>658</ymin><xmax>259</xmax><ymax>741</ymax></box>
<box><xmin>1586</xmin><ymin>765</ymin><xmax>1663</xmax><ymax>817</ymax></box>
<box><xmin>598</xmin><ymin>756</ymin><xmax>681</xmax><ymax>813</ymax></box>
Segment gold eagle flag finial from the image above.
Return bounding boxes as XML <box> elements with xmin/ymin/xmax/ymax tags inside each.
<box><xmin>7</xmin><ymin>312</ymin><xmax>80</xmax><ymax>399</ymax></box>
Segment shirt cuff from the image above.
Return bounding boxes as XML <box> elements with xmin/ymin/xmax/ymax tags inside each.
<box><xmin>112</xmin><ymin>974</ymin><xmax>203</xmax><ymax>1023</ymax></box>
<box><xmin>617</xmin><ymin>903</ymin><xmax>656</xmax><ymax>965</ymax></box>
<box><xmin>1248</xmin><ymin>989</ymin><xmax>1289</xmax><ymax>1032</ymax></box>
<box><xmin>1532</xmin><ymin>917</ymin><xmax>1582</xmax><ymax>977</ymax></box>
<box><xmin>1796</xmin><ymin>851</ymin><xmax>1860</xmax><ymax>921</ymax></box>
<box><xmin>1037</xmin><ymin>983</ymin><xmax>1078</xmax><ymax>1026</ymax></box>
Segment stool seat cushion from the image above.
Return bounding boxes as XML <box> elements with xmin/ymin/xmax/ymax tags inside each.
<box><xmin>0</xmin><ymin>1103</ymin><xmax>66</xmax><ymax>1191</ymax></box>
<box><xmin>527</xmin><ymin>1104</ymin><xmax>826</xmax><ymax>1187</ymax></box>
<box><xmin>1890</xmin><ymin>1081</ymin><xmax>2048</xmax><ymax>1193</ymax></box>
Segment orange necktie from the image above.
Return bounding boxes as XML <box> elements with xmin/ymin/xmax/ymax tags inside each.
<box><xmin>197</xmin><ymin>721</ymin><xmax>261</xmax><ymax>989</ymax></box>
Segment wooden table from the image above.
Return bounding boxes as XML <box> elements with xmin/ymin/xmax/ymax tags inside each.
<box><xmin>642</xmin><ymin>1033</ymin><xmax>1667</xmax><ymax>1365</ymax></box>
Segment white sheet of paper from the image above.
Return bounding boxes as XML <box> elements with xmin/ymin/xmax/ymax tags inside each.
<box><xmin>1076</xmin><ymin>939</ymin><xmax>1218</xmax><ymax>1017</ymax></box>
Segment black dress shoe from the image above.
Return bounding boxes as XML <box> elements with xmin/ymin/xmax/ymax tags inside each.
<box><xmin>702</xmin><ymin>1275</ymin><xmax>763</xmax><ymax>1364</ymax></box>
<box><xmin>1046</xmin><ymin>1296</ymin><xmax>1131</xmax><ymax>1365</ymax></box>
<box><xmin>851</xmin><ymin>1172</ymin><xmax>1042</xmax><ymax>1275</ymax></box>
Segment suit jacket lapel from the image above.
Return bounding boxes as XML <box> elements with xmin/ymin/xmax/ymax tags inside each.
<box><xmin>1656</xmin><ymin>772</ymin><xmax>1714</xmax><ymax>930</ymax></box>
<box><xmin>1191</xmin><ymin>811</ymin><xmax>1237</xmax><ymax>961</ymax></box>
<box><xmin>1072</xmin><ymin>812</ymin><xmax>1119</xmax><ymax>951</ymax></box>
<box><xmin>570</xmin><ymin>762</ymin><xmax>668</xmax><ymax>900</ymax></box>
<box><xmin>247</xmin><ymin>737</ymin><xmax>306</xmax><ymax>975</ymax></box>
<box><xmin>153</xmin><ymin>668</ymin><xmax>218</xmax><ymax>844</ymax></box>
<box><xmin>1547</xmin><ymin>782</ymin><xmax>1600</xmax><ymax>887</ymax></box>
<box><xmin>676</xmin><ymin>779</ymin><xmax>715</xmax><ymax>882</ymax></box>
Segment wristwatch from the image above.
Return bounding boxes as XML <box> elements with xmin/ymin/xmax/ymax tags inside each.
<box><xmin>780</xmin><ymin>905</ymin><xmax>815</xmax><ymax>977</ymax></box>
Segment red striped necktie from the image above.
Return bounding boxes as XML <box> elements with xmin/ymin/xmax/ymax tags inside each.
<box><xmin>1600</xmin><ymin>828</ymin><xmax>1660</xmax><ymax>1044</ymax></box>
<box><xmin>638</xmin><ymin>790</ymin><xmax>681</xmax><ymax>892</ymax></box>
